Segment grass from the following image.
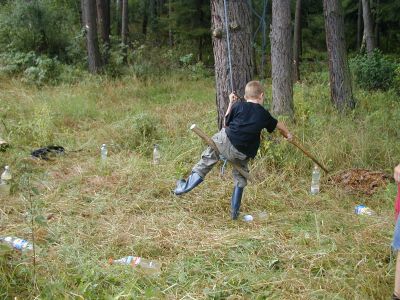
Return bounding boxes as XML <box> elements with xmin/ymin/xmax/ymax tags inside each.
<box><xmin>0</xmin><ymin>69</ymin><xmax>399</xmax><ymax>299</ymax></box>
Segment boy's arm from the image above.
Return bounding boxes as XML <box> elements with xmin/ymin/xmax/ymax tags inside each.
<box><xmin>394</xmin><ymin>164</ymin><xmax>400</xmax><ymax>183</ymax></box>
<box><xmin>223</xmin><ymin>92</ymin><xmax>239</xmax><ymax>127</ymax></box>
<box><xmin>276</xmin><ymin>121</ymin><xmax>292</xmax><ymax>140</ymax></box>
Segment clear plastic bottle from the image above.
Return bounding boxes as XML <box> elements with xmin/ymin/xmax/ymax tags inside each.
<box><xmin>0</xmin><ymin>166</ymin><xmax>12</xmax><ymax>195</ymax></box>
<box><xmin>1</xmin><ymin>166</ymin><xmax>11</xmax><ymax>184</ymax></box>
<box><xmin>109</xmin><ymin>256</ymin><xmax>161</xmax><ymax>274</ymax></box>
<box><xmin>310</xmin><ymin>165</ymin><xmax>320</xmax><ymax>195</ymax></box>
<box><xmin>0</xmin><ymin>236</ymin><xmax>33</xmax><ymax>251</ymax></box>
<box><xmin>242</xmin><ymin>212</ymin><xmax>268</xmax><ymax>222</ymax></box>
<box><xmin>354</xmin><ymin>205</ymin><xmax>376</xmax><ymax>216</ymax></box>
<box><xmin>153</xmin><ymin>144</ymin><xmax>160</xmax><ymax>165</ymax></box>
<box><xmin>101</xmin><ymin>144</ymin><xmax>108</xmax><ymax>160</ymax></box>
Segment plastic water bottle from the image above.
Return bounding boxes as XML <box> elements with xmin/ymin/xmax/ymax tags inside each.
<box><xmin>153</xmin><ymin>144</ymin><xmax>160</xmax><ymax>165</ymax></box>
<box><xmin>242</xmin><ymin>212</ymin><xmax>268</xmax><ymax>222</ymax></box>
<box><xmin>109</xmin><ymin>256</ymin><xmax>161</xmax><ymax>274</ymax></box>
<box><xmin>101</xmin><ymin>144</ymin><xmax>108</xmax><ymax>160</ymax></box>
<box><xmin>355</xmin><ymin>205</ymin><xmax>375</xmax><ymax>216</ymax></box>
<box><xmin>0</xmin><ymin>236</ymin><xmax>33</xmax><ymax>251</ymax></box>
<box><xmin>243</xmin><ymin>214</ymin><xmax>254</xmax><ymax>222</ymax></box>
<box><xmin>310</xmin><ymin>165</ymin><xmax>320</xmax><ymax>195</ymax></box>
<box><xmin>0</xmin><ymin>166</ymin><xmax>12</xmax><ymax>195</ymax></box>
<box><xmin>1</xmin><ymin>166</ymin><xmax>11</xmax><ymax>184</ymax></box>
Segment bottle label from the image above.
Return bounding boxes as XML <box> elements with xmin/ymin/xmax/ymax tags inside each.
<box><xmin>355</xmin><ymin>205</ymin><xmax>374</xmax><ymax>215</ymax></box>
<box><xmin>130</xmin><ymin>256</ymin><xmax>141</xmax><ymax>267</ymax></box>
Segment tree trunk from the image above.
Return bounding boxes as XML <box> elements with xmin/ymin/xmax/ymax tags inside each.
<box><xmin>96</xmin><ymin>0</ymin><xmax>110</xmax><ymax>44</ymax></box>
<box><xmin>121</xmin><ymin>0</ymin><xmax>128</xmax><ymax>61</ymax></box>
<box><xmin>168</xmin><ymin>0</ymin><xmax>173</xmax><ymax>46</ymax></box>
<box><xmin>323</xmin><ymin>0</ymin><xmax>355</xmax><ymax>112</ymax></box>
<box><xmin>211</xmin><ymin>0</ymin><xmax>253</xmax><ymax>130</ymax></box>
<box><xmin>115</xmin><ymin>0</ymin><xmax>122</xmax><ymax>36</ymax></box>
<box><xmin>374</xmin><ymin>0</ymin><xmax>380</xmax><ymax>48</ymax></box>
<box><xmin>142</xmin><ymin>0</ymin><xmax>148</xmax><ymax>36</ymax></box>
<box><xmin>292</xmin><ymin>0</ymin><xmax>302</xmax><ymax>82</ymax></box>
<box><xmin>96</xmin><ymin>0</ymin><xmax>110</xmax><ymax>63</ymax></box>
<box><xmin>197</xmin><ymin>0</ymin><xmax>204</xmax><ymax>61</ymax></box>
<box><xmin>83</xmin><ymin>0</ymin><xmax>102</xmax><ymax>73</ymax></box>
<box><xmin>357</xmin><ymin>0</ymin><xmax>362</xmax><ymax>50</ymax></box>
<box><xmin>361</xmin><ymin>0</ymin><xmax>375</xmax><ymax>54</ymax></box>
<box><xmin>271</xmin><ymin>0</ymin><xmax>293</xmax><ymax>117</ymax></box>
<box><xmin>80</xmin><ymin>0</ymin><xmax>86</xmax><ymax>26</ymax></box>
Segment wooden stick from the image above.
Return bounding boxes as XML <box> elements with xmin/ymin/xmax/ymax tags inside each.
<box><xmin>190</xmin><ymin>124</ymin><xmax>253</xmax><ymax>182</ymax></box>
<box><xmin>288</xmin><ymin>138</ymin><xmax>329</xmax><ymax>174</ymax></box>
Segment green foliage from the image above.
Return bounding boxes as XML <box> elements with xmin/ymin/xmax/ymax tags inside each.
<box><xmin>350</xmin><ymin>50</ymin><xmax>397</xmax><ymax>91</ymax></box>
<box><xmin>394</xmin><ymin>65</ymin><xmax>400</xmax><ymax>95</ymax></box>
<box><xmin>0</xmin><ymin>51</ymin><xmax>37</xmax><ymax>75</ymax></box>
<box><xmin>107</xmin><ymin>112</ymin><xmax>160</xmax><ymax>154</ymax></box>
<box><xmin>0</xmin><ymin>51</ymin><xmax>83</xmax><ymax>85</ymax></box>
<box><xmin>0</xmin><ymin>0</ymin><xmax>78</xmax><ymax>58</ymax></box>
<box><xmin>23</xmin><ymin>56</ymin><xmax>60</xmax><ymax>85</ymax></box>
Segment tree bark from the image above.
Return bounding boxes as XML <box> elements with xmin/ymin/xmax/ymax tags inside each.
<box><xmin>121</xmin><ymin>0</ymin><xmax>128</xmax><ymax>61</ymax></box>
<box><xmin>361</xmin><ymin>0</ymin><xmax>375</xmax><ymax>54</ymax></box>
<box><xmin>357</xmin><ymin>0</ymin><xmax>362</xmax><ymax>50</ymax></box>
<box><xmin>168</xmin><ymin>0</ymin><xmax>173</xmax><ymax>46</ymax></box>
<box><xmin>271</xmin><ymin>0</ymin><xmax>293</xmax><ymax>117</ymax></box>
<box><xmin>83</xmin><ymin>0</ymin><xmax>102</xmax><ymax>73</ymax></box>
<box><xmin>96</xmin><ymin>0</ymin><xmax>110</xmax><ymax>44</ymax></box>
<box><xmin>211</xmin><ymin>0</ymin><xmax>253</xmax><ymax>130</ymax></box>
<box><xmin>142</xmin><ymin>0</ymin><xmax>148</xmax><ymax>36</ymax></box>
<box><xmin>323</xmin><ymin>0</ymin><xmax>355</xmax><ymax>112</ymax></box>
<box><xmin>80</xmin><ymin>0</ymin><xmax>86</xmax><ymax>26</ymax></box>
<box><xmin>116</xmin><ymin>0</ymin><xmax>122</xmax><ymax>37</ymax></box>
<box><xmin>292</xmin><ymin>0</ymin><xmax>302</xmax><ymax>82</ymax></box>
<box><xmin>374</xmin><ymin>0</ymin><xmax>380</xmax><ymax>48</ymax></box>
<box><xmin>96</xmin><ymin>0</ymin><xmax>110</xmax><ymax>63</ymax></box>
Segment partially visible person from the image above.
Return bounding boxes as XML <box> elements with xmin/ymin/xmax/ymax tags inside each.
<box><xmin>392</xmin><ymin>163</ymin><xmax>400</xmax><ymax>300</ymax></box>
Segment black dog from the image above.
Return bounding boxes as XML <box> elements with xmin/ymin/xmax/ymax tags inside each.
<box><xmin>31</xmin><ymin>146</ymin><xmax>65</xmax><ymax>160</ymax></box>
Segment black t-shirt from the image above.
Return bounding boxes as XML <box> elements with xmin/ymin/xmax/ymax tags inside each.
<box><xmin>225</xmin><ymin>101</ymin><xmax>278</xmax><ymax>158</ymax></box>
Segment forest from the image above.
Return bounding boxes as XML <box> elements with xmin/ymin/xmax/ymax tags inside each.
<box><xmin>0</xmin><ymin>0</ymin><xmax>400</xmax><ymax>299</ymax></box>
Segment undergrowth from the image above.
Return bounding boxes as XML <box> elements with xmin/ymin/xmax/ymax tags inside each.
<box><xmin>0</xmin><ymin>69</ymin><xmax>399</xmax><ymax>299</ymax></box>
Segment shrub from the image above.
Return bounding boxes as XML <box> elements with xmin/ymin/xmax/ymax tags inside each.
<box><xmin>108</xmin><ymin>113</ymin><xmax>160</xmax><ymax>153</ymax></box>
<box><xmin>23</xmin><ymin>56</ymin><xmax>61</xmax><ymax>85</ymax></box>
<box><xmin>394</xmin><ymin>65</ymin><xmax>400</xmax><ymax>95</ymax></box>
<box><xmin>0</xmin><ymin>51</ymin><xmax>37</xmax><ymax>75</ymax></box>
<box><xmin>0</xmin><ymin>0</ymin><xmax>77</xmax><ymax>58</ymax></box>
<box><xmin>0</xmin><ymin>51</ymin><xmax>62</xmax><ymax>85</ymax></box>
<box><xmin>350</xmin><ymin>50</ymin><xmax>397</xmax><ymax>91</ymax></box>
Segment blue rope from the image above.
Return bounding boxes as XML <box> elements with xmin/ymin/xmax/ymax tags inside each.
<box><xmin>223</xmin><ymin>0</ymin><xmax>234</xmax><ymax>92</ymax></box>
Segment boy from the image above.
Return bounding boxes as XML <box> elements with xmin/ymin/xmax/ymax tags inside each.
<box><xmin>392</xmin><ymin>163</ymin><xmax>400</xmax><ymax>300</ymax></box>
<box><xmin>174</xmin><ymin>81</ymin><xmax>292</xmax><ymax>220</ymax></box>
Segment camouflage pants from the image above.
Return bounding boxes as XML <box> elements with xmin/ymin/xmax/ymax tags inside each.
<box><xmin>192</xmin><ymin>128</ymin><xmax>249</xmax><ymax>188</ymax></box>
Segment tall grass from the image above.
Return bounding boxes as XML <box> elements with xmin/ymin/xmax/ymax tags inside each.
<box><xmin>0</xmin><ymin>69</ymin><xmax>399</xmax><ymax>299</ymax></box>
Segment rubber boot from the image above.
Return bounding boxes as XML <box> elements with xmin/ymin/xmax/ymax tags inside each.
<box><xmin>231</xmin><ymin>186</ymin><xmax>244</xmax><ymax>220</ymax></box>
<box><xmin>174</xmin><ymin>172</ymin><xmax>203</xmax><ymax>195</ymax></box>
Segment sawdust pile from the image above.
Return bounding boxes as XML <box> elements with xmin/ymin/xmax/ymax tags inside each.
<box><xmin>329</xmin><ymin>169</ymin><xmax>392</xmax><ymax>195</ymax></box>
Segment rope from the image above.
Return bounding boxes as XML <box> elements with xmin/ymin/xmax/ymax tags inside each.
<box><xmin>220</xmin><ymin>155</ymin><xmax>228</xmax><ymax>176</ymax></box>
<box><xmin>223</xmin><ymin>0</ymin><xmax>234</xmax><ymax>92</ymax></box>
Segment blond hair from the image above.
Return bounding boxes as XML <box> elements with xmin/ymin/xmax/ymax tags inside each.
<box><xmin>244</xmin><ymin>81</ymin><xmax>264</xmax><ymax>99</ymax></box>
